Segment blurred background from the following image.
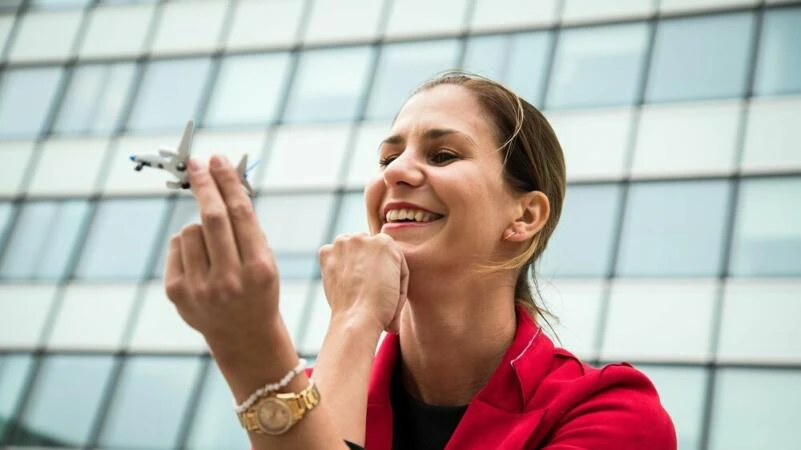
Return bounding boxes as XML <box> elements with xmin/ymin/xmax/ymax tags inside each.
<box><xmin>0</xmin><ymin>0</ymin><xmax>799</xmax><ymax>448</ymax></box>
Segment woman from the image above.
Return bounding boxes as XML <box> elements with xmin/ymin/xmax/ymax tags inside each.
<box><xmin>164</xmin><ymin>72</ymin><xmax>677</xmax><ymax>449</ymax></box>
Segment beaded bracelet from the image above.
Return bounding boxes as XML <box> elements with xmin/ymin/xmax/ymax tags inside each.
<box><xmin>234</xmin><ymin>358</ymin><xmax>307</xmax><ymax>413</ymax></box>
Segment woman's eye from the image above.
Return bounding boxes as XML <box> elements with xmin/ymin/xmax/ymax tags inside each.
<box><xmin>379</xmin><ymin>154</ymin><xmax>398</xmax><ymax>167</ymax></box>
<box><xmin>430</xmin><ymin>150</ymin><xmax>458</xmax><ymax>164</ymax></box>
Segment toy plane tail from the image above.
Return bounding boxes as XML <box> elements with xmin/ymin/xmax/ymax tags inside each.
<box><xmin>236</xmin><ymin>155</ymin><xmax>254</xmax><ymax>197</ymax></box>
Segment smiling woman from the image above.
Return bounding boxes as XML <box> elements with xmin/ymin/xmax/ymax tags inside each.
<box><xmin>163</xmin><ymin>71</ymin><xmax>677</xmax><ymax>450</ymax></box>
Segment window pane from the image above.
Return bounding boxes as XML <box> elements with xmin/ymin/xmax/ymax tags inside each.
<box><xmin>538</xmin><ymin>280</ymin><xmax>604</xmax><ymax>360</ymax></box>
<box><xmin>299</xmin><ymin>283</ymin><xmax>329</xmax><ymax>355</ymax></box>
<box><xmin>74</xmin><ymin>198</ymin><xmax>169</xmax><ymax>280</ymax></box>
<box><xmin>0</xmin><ymin>67</ymin><xmax>63</xmax><ymax>139</ymax></box>
<box><xmin>709</xmin><ymin>369</ymin><xmax>801</xmax><ymax>450</ymax></box>
<box><xmin>52</xmin><ymin>63</ymin><xmax>136</xmax><ymax>135</ymax></box>
<box><xmin>344</xmin><ymin>122</ymin><xmax>389</xmax><ymax>188</ymax></box>
<box><xmin>742</xmin><ymin>97</ymin><xmax>801</xmax><ymax>171</ymax></box>
<box><xmin>562</xmin><ymin>0</ymin><xmax>654</xmax><ymax>23</ymax></box>
<box><xmin>127</xmin><ymin>58</ymin><xmax>212</xmax><ymax>133</ymax></box>
<box><xmin>47</xmin><ymin>283</ymin><xmax>137</xmax><ymax>351</ymax></box>
<box><xmin>0</xmin><ymin>201</ymin><xmax>15</xmax><ymax>244</ymax></box>
<box><xmin>754</xmin><ymin>7</ymin><xmax>801</xmax><ymax>96</ymax></box>
<box><xmin>470</xmin><ymin>0</ymin><xmax>557</xmax><ymax>30</ymax></box>
<box><xmin>0</xmin><ymin>200</ymin><xmax>90</xmax><ymax>280</ymax></box>
<box><xmin>0</xmin><ymin>141</ymin><xmax>35</xmax><ymax>196</ymax></box>
<box><xmin>659</xmin><ymin>0</ymin><xmax>757</xmax><ymax>13</ymax></box>
<box><xmin>638</xmin><ymin>366</ymin><xmax>706</xmax><ymax>450</ymax></box>
<box><xmin>546</xmin><ymin>107</ymin><xmax>633</xmax><ymax>181</ymax></box>
<box><xmin>616</xmin><ymin>180</ymin><xmax>731</xmax><ymax>277</ymax></box>
<box><xmin>98</xmin><ymin>356</ymin><xmax>203</xmax><ymax>449</ymax></box>
<box><xmin>0</xmin><ymin>16</ymin><xmax>14</xmax><ymax>52</ymax></box>
<box><xmin>0</xmin><ymin>354</ymin><xmax>35</xmax><ymax>441</ymax></box>
<box><xmin>0</xmin><ymin>285</ymin><xmax>58</xmax><ymax>348</ymax></box>
<box><xmin>365</xmin><ymin>39</ymin><xmax>461</xmax><ymax>120</ymax></box>
<box><xmin>225</xmin><ymin>0</ymin><xmax>304</xmax><ymax>51</ymax></box>
<box><xmin>185</xmin><ymin>364</ymin><xmax>249</xmax><ymax>450</ymax></box>
<box><xmin>260</xmin><ymin>124</ymin><xmax>351</xmax><ymax>189</ymax></box>
<box><xmin>332</xmin><ymin>192</ymin><xmax>369</xmax><ymax>237</ymax></box>
<box><xmin>27</xmin><ymin>137</ymin><xmax>109</xmax><ymax>196</ymax></box>
<box><xmin>79</xmin><ymin>4</ymin><xmax>155</xmax><ymax>59</ymax></box>
<box><xmin>718</xmin><ymin>280</ymin><xmax>801</xmax><ymax>363</ymax></box>
<box><xmin>385</xmin><ymin>0</ymin><xmax>469</xmax><ymax>39</ymax></box>
<box><xmin>279</xmin><ymin>281</ymin><xmax>313</xmax><ymax>344</ymax></box>
<box><xmin>12</xmin><ymin>355</ymin><xmax>114</xmax><ymax>447</ymax></box>
<box><xmin>151</xmin><ymin>198</ymin><xmax>198</xmax><ymax>278</ymax></box>
<box><xmin>463</xmin><ymin>31</ymin><xmax>551</xmax><ymax>106</ymax></box>
<box><xmin>303</xmin><ymin>0</ymin><xmax>385</xmax><ymax>44</ymax></box>
<box><xmin>540</xmin><ymin>184</ymin><xmax>621</xmax><ymax>277</ymax></box>
<box><xmin>30</xmin><ymin>0</ymin><xmax>91</xmax><ymax>7</ymax></box>
<box><xmin>283</xmin><ymin>46</ymin><xmax>373</xmax><ymax>123</ymax></box>
<box><xmin>646</xmin><ymin>13</ymin><xmax>755</xmax><ymax>102</ymax></box>
<box><xmin>255</xmin><ymin>194</ymin><xmax>336</xmax><ymax>278</ymax></box>
<box><xmin>730</xmin><ymin>177</ymin><xmax>801</xmax><ymax>276</ymax></box>
<box><xmin>128</xmin><ymin>282</ymin><xmax>206</xmax><ymax>353</ymax></box>
<box><xmin>602</xmin><ymin>281</ymin><xmax>716</xmax><ymax>361</ymax></box>
<box><xmin>632</xmin><ymin>101</ymin><xmax>741</xmax><ymax>177</ymax></box>
<box><xmin>256</xmin><ymin>194</ymin><xmax>337</xmax><ymax>252</ymax></box>
<box><xmin>150</xmin><ymin>0</ymin><xmax>228</xmax><ymax>55</ymax></box>
<box><xmin>204</xmin><ymin>53</ymin><xmax>291</xmax><ymax>128</ymax></box>
<box><xmin>546</xmin><ymin>22</ymin><xmax>649</xmax><ymax>109</ymax></box>
<box><xmin>7</xmin><ymin>10</ymin><xmax>82</xmax><ymax>63</ymax></box>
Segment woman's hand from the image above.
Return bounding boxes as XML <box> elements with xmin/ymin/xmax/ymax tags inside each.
<box><xmin>164</xmin><ymin>155</ymin><xmax>278</xmax><ymax>351</ymax></box>
<box><xmin>318</xmin><ymin>233</ymin><xmax>409</xmax><ymax>334</ymax></box>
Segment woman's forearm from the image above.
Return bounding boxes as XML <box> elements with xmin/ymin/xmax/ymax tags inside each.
<box><xmin>311</xmin><ymin>313</ymin><xmax>384</xmax><ymax>447</ymax></box>
<box><xmin>209</xmin><ymin>315</ymin><xmax>350</xmax><ymax>450</ymax></box>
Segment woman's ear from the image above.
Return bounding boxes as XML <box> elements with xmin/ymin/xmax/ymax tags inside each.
<box><xmin>504</xmin><ymin>191</ymin><xmax>550</xmax><ymax>242</ymax></box>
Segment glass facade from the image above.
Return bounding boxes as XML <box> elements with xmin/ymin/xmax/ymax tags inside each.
<box><xmin>1</xmin><ymin>1</ymin><xmax>800</xmax><ymax>449</ymax></box>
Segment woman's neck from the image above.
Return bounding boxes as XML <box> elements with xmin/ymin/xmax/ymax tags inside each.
<box><xmin>397</xmin><ymin>276</ymin><xmax>518</xmax><ymax>407</ymax></box>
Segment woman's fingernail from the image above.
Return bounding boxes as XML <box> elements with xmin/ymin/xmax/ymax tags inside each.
<box><xmin>210</xmin><ymin>155</ymin><xmax>223</xmax><ymax>170</ymax></box>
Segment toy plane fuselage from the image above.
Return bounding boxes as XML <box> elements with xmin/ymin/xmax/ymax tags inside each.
<box><xmin>129</xmin><ymin>120</ymin><xmax>254</xmax><ymax>196</ymax></box>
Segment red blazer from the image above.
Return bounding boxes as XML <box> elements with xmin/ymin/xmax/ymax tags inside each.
<box><xmin>364</xmin><ymin>309</ymin><xmax>677</xmax><ymax>450</ymax></box>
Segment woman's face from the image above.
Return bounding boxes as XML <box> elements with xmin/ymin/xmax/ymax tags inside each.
<box><xmin>364</xmin><ymin>84</ymin><xmax>522</xmax><ymax>271</ymax></box>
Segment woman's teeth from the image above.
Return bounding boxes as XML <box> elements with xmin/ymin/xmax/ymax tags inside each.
<box><xmin>385</xmin><ymin>208</ymin><xmax>440</xmax><ymax>223</ymax></box>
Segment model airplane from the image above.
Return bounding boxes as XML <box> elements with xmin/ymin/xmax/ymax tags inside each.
<box><xmin>129</xmin><ymin>120</ymin><xmax>255</xmax><ymax>196</ymax></box>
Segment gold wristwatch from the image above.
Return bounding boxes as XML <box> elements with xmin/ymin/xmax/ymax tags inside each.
<box><xmin>237</xmin><ymin>381</ymin><xmax>321</xmax><ymax>435</ymax></box>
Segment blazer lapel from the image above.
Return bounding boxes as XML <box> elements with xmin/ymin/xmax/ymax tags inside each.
<box><xmin>365</xmin><ymin>333</ymin><xmax>400</xmax><ymax>450</ymax></box>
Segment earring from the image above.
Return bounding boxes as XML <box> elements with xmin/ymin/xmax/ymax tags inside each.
<box><xmin>503</xmin><ymin>229</ymin><xmax>517</xmax><ymax>240</ymax></box>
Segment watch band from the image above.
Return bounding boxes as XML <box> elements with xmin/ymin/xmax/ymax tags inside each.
<box><xmin>238</xmin><ymin>380</ymin><xmax>321</xmax><ymax>435</ymax></box>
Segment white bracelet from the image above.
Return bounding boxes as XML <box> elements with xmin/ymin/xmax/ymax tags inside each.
<box><xmin>234</xmin><ymin>358</ymin><xmax>307</xmax><ymax>413</ymax></box>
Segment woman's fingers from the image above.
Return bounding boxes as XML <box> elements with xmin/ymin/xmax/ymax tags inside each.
<box><xmin>208</xmin><ymin>155</ymin><xmax>269</xmax><ymax>263</ymax></box>
<box><xmin>188</xmin><ymin>158</ymin><xmax>241</xmax><ymax>268</ymax></box>
<box><xmin>180</xmin><ymin>224</ymin><xmax>210</xmax><ymax>276</ymax></box>
<box><xmin>164</xmin><ymin>234</ymin><xmax>185</xmax><ymax>300</ymax></box>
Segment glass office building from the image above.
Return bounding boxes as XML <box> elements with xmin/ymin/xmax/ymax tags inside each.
<box><xmin>0</xmin><ymin>0</ymin><xmax>799</xmax><ymax>448</ymax></box>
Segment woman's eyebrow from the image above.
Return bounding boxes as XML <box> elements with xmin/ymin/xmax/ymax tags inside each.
<box><xmin>380</xmin><ymin>128</ymin><xmax>478</xmax><ymax>148</ymax></box>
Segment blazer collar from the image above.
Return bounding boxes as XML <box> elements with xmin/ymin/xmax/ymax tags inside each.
<box><xmin>365</xmin><ymin>306</ymin><xmax>552</xmax><ymax>449</ymax></box>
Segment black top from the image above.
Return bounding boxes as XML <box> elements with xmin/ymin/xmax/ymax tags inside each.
<box><xmin>345</xmin><ymin>364</ymin><xmax>468</xmax><ymax>450</ymax></box>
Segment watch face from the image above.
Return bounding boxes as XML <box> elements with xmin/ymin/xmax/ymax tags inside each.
<box><xmin>257</xmin><ymin>398</ymin><xmax>293</xmax><ymax>435</ymax></box>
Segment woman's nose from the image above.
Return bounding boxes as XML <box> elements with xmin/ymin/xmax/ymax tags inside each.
<box><xmin>383</xmin><ymin>152</ymin><xmax>425</xmax><ymax>188</ymax></box>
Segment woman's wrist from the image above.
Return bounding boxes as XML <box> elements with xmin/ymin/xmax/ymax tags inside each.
<box><xmin>207</xmin><ymin>314</ymin><xmax>303</xmax><ymax>403</ymax></box>
<box><xmin>328</xmin><ymin>307</ymin><xmax>387</xmax><ymax>342</ymax></box>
